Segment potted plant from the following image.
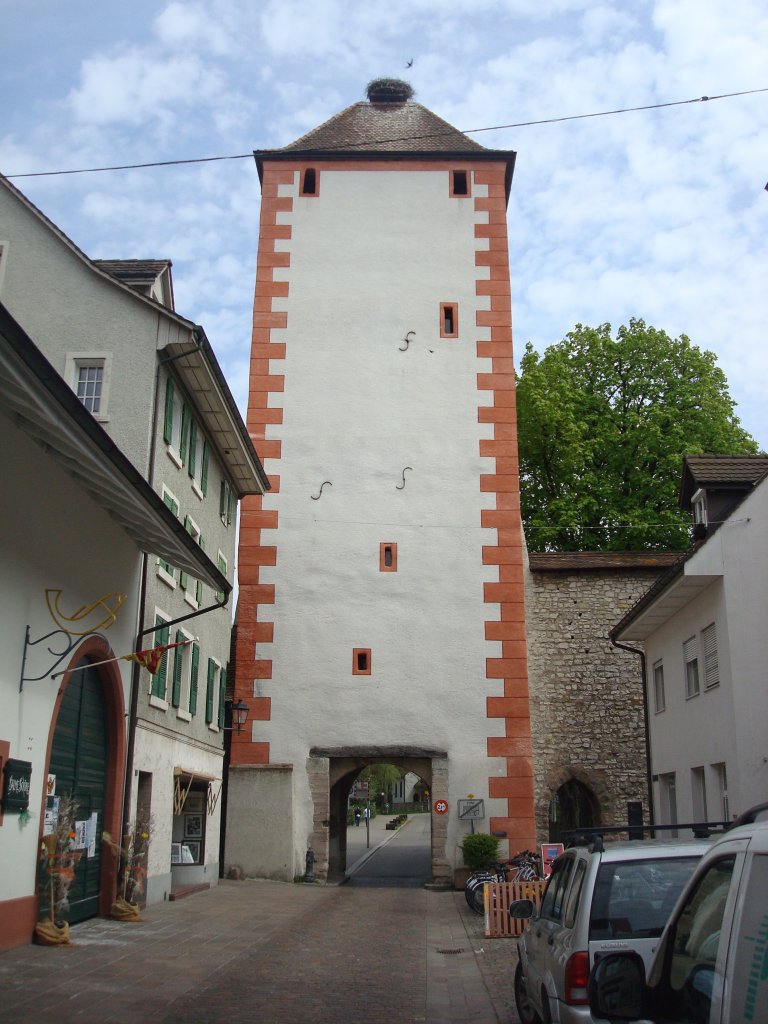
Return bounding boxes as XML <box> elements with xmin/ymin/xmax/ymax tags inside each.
<box><xmin>102</xmin><ymin>813</ymin><xmax>152</xmax><ymax>921</ymax></box>
<box><xmin>35</xmin><ymin>793</ymin><xmax>81</xmax><ymax>945</ymax></box>
<box><xmin>455</xmin><ymin>832</ymin><xmax>501</xmax><ymax>890</ymax></box>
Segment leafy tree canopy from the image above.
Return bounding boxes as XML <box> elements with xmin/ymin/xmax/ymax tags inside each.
<box><xmin>517</xmin><ymin>319</ymin><xmax>758</xmax><ymax>552</ymax></box>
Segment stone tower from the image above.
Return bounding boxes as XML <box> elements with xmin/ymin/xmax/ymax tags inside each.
<box><xmin>227</xmin><ymin>80</ymin><xmax>535</xmax><ymax>884</ymax></box>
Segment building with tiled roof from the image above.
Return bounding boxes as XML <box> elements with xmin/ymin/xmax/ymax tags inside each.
<box><xmin>612</xmin><ymin>456</ymin><xmax>768</xmax><ymax>829</ymax></box>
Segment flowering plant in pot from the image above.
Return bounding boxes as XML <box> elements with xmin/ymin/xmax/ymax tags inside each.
<box><xmin>35</xmin><ymin>793</ymin><xmax>81</xmax><ymax>945</ymax></box>
<box><xmin>102</xmin><ymin>813</ymin><xmax>152</xmax><ymax>921</ymax></box>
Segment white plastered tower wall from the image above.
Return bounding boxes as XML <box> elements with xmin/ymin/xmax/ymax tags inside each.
<box><xmin>228</xmin><ymin>88</ymin><xmax>536</xmax><ymax>882</ymax></box>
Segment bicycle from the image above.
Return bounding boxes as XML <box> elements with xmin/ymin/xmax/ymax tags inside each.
<box><xmin>465</xmin><ymin>851</ymin><xmax>543</xmax><ymax>915</ymax></box>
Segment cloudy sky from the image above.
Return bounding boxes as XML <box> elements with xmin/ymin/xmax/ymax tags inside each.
<box><xmin>3</xmin><ymin>0</ymin><xmax>767</xmax><ymax>445</ymax></box>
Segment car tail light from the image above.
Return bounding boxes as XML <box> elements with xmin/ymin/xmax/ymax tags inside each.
<box><xmin>564</xmin><ymin>950</ymin><xmax>589</xmax><ymax>1005</ymax></box>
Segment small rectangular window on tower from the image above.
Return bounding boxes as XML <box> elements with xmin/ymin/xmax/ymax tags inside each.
<box><xmin>450</xmin><ymin>170</ymin><xmax>470</xmax><ymax>197</ymax></box>
<box><xmin>380</xmin><ymin>543</ymin><xmax>398</xmax><ymax>572</ymax></box>
<box><xmin>301</xmin><ymin>167</ymin><xmax>318</xmax><ymax>196</ymax></box>
<box><xmin>353</xmin><ymin>648</ymin><xmax>372</xmax><ymax>675</ymax></box>
<box><xmin>440</xmin><ymin>303</ymin><xmax>459</xmax><ymax>338</ymax></box>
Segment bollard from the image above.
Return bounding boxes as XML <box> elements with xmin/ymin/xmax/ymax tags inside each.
<box><xmin>305</xmin><ymin>846</ymin><xmax>315</xmax><ymax>883</ymax></box>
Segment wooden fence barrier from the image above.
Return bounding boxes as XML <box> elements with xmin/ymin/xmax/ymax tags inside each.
<box><xmin>484</xmin><ymin>880</ymin><xmax>546</xmax><ymax>939</ymax></box>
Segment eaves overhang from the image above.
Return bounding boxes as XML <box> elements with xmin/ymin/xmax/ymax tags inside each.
<box><xmin>253</xmin><ymin>149</ymin><xmax>517</xmax><ymax>203</ymax></box>
<box><xmin>611</xmin><ymin>547</ymin><xmax>721</xmax><ymax>643</ymax></box>
<box><xmin>159</xmin><ymin>327</ymin><xmax>270</xmax><ymax>497</ymax></box>
<box><xmin>0</xmin><ymin>302</ymin><xmax>230</xmax><ymax>594</ymax></box>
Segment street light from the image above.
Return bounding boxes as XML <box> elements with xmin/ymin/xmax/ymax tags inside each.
<box><xmin>223</xmin><ymin>699</ymin><xmax>250</xmax><ymax>734</ymax></box>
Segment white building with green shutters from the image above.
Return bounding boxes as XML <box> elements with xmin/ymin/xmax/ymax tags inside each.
<box><xmin>0</xmin><ymin>176</ymin><xmax>268</xmax><ymax>910</ymax></box>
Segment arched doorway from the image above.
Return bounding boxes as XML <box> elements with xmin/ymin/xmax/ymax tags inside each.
<box><xmin>548</xmin><ymin>777</ymin><xmax>600</xmax><ymax>843</ymax></box>
<box><xmin>307</xmin><ymin>747</ymin><xmax>450</xmax><ymax>885</ymax></box>
<box><xmin>43</xmin><ymin>642</ymin><xmax>126</xmax><ymax>923</ymax></box>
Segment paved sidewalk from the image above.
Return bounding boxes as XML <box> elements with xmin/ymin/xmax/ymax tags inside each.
<box><xmin>0</xmin><ymin>878</ymin><xmax>519</xmax><ymax>1023</ymax></box>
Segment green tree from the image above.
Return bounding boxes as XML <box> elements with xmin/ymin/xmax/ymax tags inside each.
<box><xmin>358</xmin><ymin>764</ymin><xmax>403</xmax><ymax>807</ymax></box>
<box><xmin>517</xmin><ymin>319</ymin><xmax>758</xmax><ymax>552</ymax></box>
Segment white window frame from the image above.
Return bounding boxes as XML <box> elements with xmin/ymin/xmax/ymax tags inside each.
<box><xmin>701</xmin><ymin>622</ymin><xmax>719</xmax><ymax>689</ymax></box>
<box><xmin>206</xmin><ymin>656</ymin><xmax>222</xmax><ymax>732</ymax></box>
<box><xmin>182</xmin><ymin>515</ymin><xmax>202</xmax><ymax>609</ymax></box>
<box><xmin>173</xmin><ymin>626</ymin><xmax>195</xmax><ymax>722</ymax></box>
<box><xmin>0</xmin><ymin>240</ymin><xmax>9</xmax><ymax>294</ymax></box>
<box><xmin>157</xmin><ymin>487</ymin><xmax>180</xmax><ymax>587</ymax></box>
<box><xmin>659</xmin><ymin>772</ymin><xmax>678</xmax><ymax>837</ymax></box>
<box><xmin>64</xmin><ymin>351</ymin><xmax>112</xmax><ymax>421</ymax></box>
<box><xmin>148</xmin><ymin>607</ymin><xmax>171</xmax><ymax>710</ymax></box>
<box><xmin>691</xmin><ymin>766</ymin><xmax>707</xmax><ymax>822</ymax></box>
<box><xmin>691</xmin><ymin>488</ymin><xmax>707</xmax><ymax>526</ymax></box>
<box><xmin>713</xmin><ymin>762</ymin><xmax>730</xmax><ymax>820</ymax></box>
<box><xmin>653</xmin><ymin>659</ymin><xmax>666</xmax><ymax>713</ymax></box>
<box><xmin>683</xmin><ymin>635</ymin><xmax>700</xmax><ymax>699</ymax></box>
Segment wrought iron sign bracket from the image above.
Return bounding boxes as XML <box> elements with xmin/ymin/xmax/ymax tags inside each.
<box><xmin>19</xmin><ymin>624</ymin><xmax>105</xmax><ymax>692</ymax></box>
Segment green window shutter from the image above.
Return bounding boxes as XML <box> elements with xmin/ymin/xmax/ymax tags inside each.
<box><xmin>152</xmin><ymin>619</ymin><xmax>170</xmax><ymax>699</ymax></box>
<box><xmin>188</xmin><ymin>421</ymin><xmax>197</xmax><ymax>478</ymax></box>
<box><xmin>195</xmin><ymin>536</ymin><xmax>204</xmax><ymax>604</ymax></box>
<box><xmin>227</xmin><ymin>488</ymin><xmax>234</xmax><ymax>527</ymax></box>
<box><xmin>159</xmin><ymin>494</ymin><xmax>179</xmax><ymax>576</ymax></box>
<box><xmin>200</xmin><ymin>440</ymin><xmax>209</xmax><ymax>495</ymax></box>
<box><xmin>179</xmin><ymin>402</ymin><xmax>190</xmax><ymax>463</ymax></box>
<box><xmin>179</xmin><ymin>515</ymin><xmax>191</xmax><ymax>589</ymax></box>
<box><xmin>205</xmin><ymin>660</ymin><xmax>215</xmax><ymax>723</ymax></box>
<box><xmin>163</xmin><ymin>379</ymin><xmax>174</xmax><ymax>444</ymax></box>
<box><xmin>171</xmin><ymin>630</ymin><xmax>184</xmax><ymax>707</ymax></box>
<box><xmin>218</xmin><ymin>668</ymin><xmax>227</xmax><ymax>728</ymax></box>
<box><xmin>216</xmin><ymin>554</ymin><xmax>227</xmax><ymax>603</ymax></box>
<box><xmin>189</xmin><ymin>644</ymin><xmax>199</xmax><ymax>715</ymax></box>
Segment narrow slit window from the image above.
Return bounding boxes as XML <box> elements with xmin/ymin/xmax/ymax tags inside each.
<box><xmin>380</xmin><ymin>542</ymin><xmax>398</xmax><ymax>572</ymax></box>
<box><xmin>440</xmin><ymin>302</ymin><xmax>458</xmax><ymax>338</ymax></box>
<box><xmin>353</xmin><ymin>648</ymin><xmax>372</xmax><ymax>675</ymax></box>
<box><xmin>301</xmin><ymin>167</ymin><xmax>318</xmax><ymax>196</ymax></box>
<box><xmin>451</xmin><ymin>170</ymin><xmax>469</xmax><ymax>197</ymax></box>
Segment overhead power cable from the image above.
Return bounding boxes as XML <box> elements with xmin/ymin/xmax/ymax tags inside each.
<box><xmin>6</xmin><ymin>87</ymin><xmax>766</xmax><ymax>179</ymax></box>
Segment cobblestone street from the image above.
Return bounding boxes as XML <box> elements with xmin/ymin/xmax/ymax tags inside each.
<box><xmin>0</xmin><ymin>821</ymin><xmax>520</xmax><ymax>1023</ymax></box>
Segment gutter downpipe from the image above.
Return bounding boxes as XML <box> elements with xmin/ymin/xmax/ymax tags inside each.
<box><xmin>610</xmin><ymin>636</ymin><xmax>655</xmax><ymax>835</ymax></box>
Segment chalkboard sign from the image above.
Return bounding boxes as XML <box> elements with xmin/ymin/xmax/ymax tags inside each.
<box><xmin>2</xmin><ymin>758</ymin><xmax>32</xmax><ymax>811</ymax></box>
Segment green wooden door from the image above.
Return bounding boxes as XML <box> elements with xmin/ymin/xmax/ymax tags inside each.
<box><xmin>48</xmin><ymin>659</ymin><xmax>108</xmax><ymax>924</ymax></box>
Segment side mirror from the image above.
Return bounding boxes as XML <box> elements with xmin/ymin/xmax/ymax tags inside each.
<box><xmin>588</xmin><ymin>953</ymin><xmax>648</xmax><ymax>1021</ymax></box>
<box><xmin>508</xmin><ymin>899</ymin><xmax>535</xmax><ymax>921</ymax></box>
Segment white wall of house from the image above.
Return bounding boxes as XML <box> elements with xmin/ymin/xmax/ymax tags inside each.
<box><xmin>644</xmin><ymin>480</ymin><xmax>768</xmax><ymax>825</ymax></box>
<box><xmin>0</xmin><ymin>187</ymin><xmax>161</xmax><ymax>474</ymax></box>
<box><xmin>0</xmin><ymin>419</ymin><xmax>139</xmax><ymax>910</ymax></box>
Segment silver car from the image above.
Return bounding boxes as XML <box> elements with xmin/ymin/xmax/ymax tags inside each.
<box><xmin>511</xmin><ymin>836</ymin><xmax>712</xmax><ymax>1023</ymax></box>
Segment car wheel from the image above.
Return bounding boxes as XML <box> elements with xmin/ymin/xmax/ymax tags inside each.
<box><xmin>514</xmin><ymin>961</ymin><xmax>542</xmax><ymax>1024</ymax></box>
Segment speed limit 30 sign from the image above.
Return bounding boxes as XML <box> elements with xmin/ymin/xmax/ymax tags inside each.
<box><xmin>433</xmin><ymin>799</ymin><xmax>449</xmax><ymax>815</ymax></box>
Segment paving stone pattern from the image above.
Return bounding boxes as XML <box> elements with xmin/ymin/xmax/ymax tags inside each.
<box><xmin>0</xmin><ymin>880</ymin><xmax>520</xmax><ymax>1024</ymax></box>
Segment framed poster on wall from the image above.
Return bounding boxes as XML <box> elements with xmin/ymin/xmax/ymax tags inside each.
<box><xmin>184</xmin><ymin>813</ymin><xmax>203</xmax><ymax>839</ymax></box>
<box><xmin>183</xmin><ymin>791</ymin><xmax>204</xmax><ymax>814</ymax></box>
<box><xmin>181</xmin><ymin>841</ymin><xmax>200</xmax><ymax>864</ymax></box>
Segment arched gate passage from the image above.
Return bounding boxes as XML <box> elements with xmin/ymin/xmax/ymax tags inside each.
<box><xmin>307</xmin><ymin>747</ymin><xmax>450</xmax><ymax>884</ymax></box>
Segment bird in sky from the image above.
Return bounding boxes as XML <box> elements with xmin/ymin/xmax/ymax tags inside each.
<box><xmin>406</xmin><ymin>58</ymin><xmax>413</xmax><ymax>68</ymax></box>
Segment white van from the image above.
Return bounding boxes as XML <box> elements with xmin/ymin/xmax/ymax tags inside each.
<box><xmin>588</xmin><ymin>805</ymin><xmax>768</xmax><ymax>1023</ymax></box>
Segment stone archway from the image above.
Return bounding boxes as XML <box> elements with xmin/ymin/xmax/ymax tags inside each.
<box><xmin>307</xmin><ymin>746</ymin><xmax>450</xmax><ymax>884</ymax></box>
<box><xmin>540</xmin><ymin>766</ymin><xmax>608</xmax><ymax>844</ymax></box>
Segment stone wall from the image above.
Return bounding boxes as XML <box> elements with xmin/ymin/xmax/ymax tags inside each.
<box><xmin>525</xmin><ymin>552</ymin><xmax>678</xmax><ymax>844</ymax></box>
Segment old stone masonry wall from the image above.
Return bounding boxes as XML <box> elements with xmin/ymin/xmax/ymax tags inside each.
<box><xmin>524</xmin><ymin>553</ymin><xmax>678</xmax><ymax>844</ymax></box>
